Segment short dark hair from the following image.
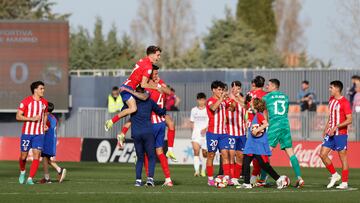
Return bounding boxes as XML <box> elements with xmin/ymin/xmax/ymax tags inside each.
<box><xmin>112</xmin><ymin>86</ymin><xmax>119</xmax><ymax>91</ymax></box>
<box><xmin>30</xmin><ymin>81</ymin><xmax>44</xmax><ymax>94</ymax></box>
<box><xmin>211</xmin><ymin>80</ymin><xmax>224</xmax><ymax>90</ymax></box>
<box><xmin>197</xmin><ymin>92</ymin><xmax>206</xmax><ymax>99</ymax></box>
<box><xmin>351</xmin><ymin>75</ymin><xmax>359</xmax><ymax>80</ymax></box>
<box><xmin>48</xmin><ymin>102</ymin><xmax>54</xmax><ymax>113</ymax></box>
<box><xmin>152</xmin><ymin>64</ymin><xmax>160</xmax><ymax>70</ymax></box>
<box><xmin>253</xmin><ymin>76</ymin><xmax>265</xmax><ymax>88</ymax></box>
<box><xmin>231</xmin><ymin>80</ymin><xmax>242</xmax><ymax>88</ymax></box>
<box><xmin>330</xmin><ymin>80</ymin><xmax>343</xmax><ymax>92</ymax></box>
<box><xmin>146</xmin><ymin>45</ymin><xmax>161</xmax><ymax>55</ymax></box>
<box><xmin>269</xmin><ymin>78</ymin><xmax>280</xmax><ymax>88</ymax></box>
<box><xmin>302</xmin><ymin>80</ymin><xmax>309</xmax><ymax>85</ymax></box>
<box><xmin>223</xmin><ymin>83</ymin><xmax>228</xmax><ymax>91</ymax></box>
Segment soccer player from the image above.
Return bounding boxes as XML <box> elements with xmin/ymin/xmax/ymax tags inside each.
<box><xmin>190</xmin><ymin>92</ymin><xmax>209</xmax><ymax>177</ymax></box>
<box><xmin>16</xmin><ymin>81</ymin><xmax>48</xmax><ymax>185</ymax></box>
<box><xmin>246</xmin><ymin>76</ymin><xmax>268</xmax><ymax>184</ymax></box>
<box><xmin>39</xmin><ymin>102</ymin><xmax>67</xmax><ymax>184</ymax></box>
<box><xmin>226</xmin><ymin>81</ymin><xmax>247</xmax><ymax>186</ymax></box>
<box><xmin>119</xmin><ymin>66</ymin><xmax>174</xmax><ymax>186</ymax></box>
<box><xmin>206</xmin><ymin>80</ymin><xmax>234</xmax><ymax>186</ymax></box>
<box><xmin>240</xmin><ymin>98</ymin><xmax>287</xmax><ymax>189</ymax></box>
<box><xmin>104</xmin><ymin>46</ymin><xmax>161</xmax><ymax>131</ymax></box>
<box><xmin>262</xmin><ymin>79</ymin><xmax>304</xmax><ymax>188</ymax></box>
<box><xmin>129</xmin><ymin>86</ymin><xmax>166</xmax><ymax>187</ymax></box>
<box><xmin>320</xmin><ymin>80</ymin><xmax>352</xmax><ymax>189</ymax></box>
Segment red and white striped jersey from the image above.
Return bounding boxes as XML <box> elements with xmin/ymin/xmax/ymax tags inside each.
<box><xmin>146</xmin><ymin>81</ymin><xmax>166</xmax><ymax>124</ymax></box>
<box><xmin>206</xmin><ymin>97</ymin><xmax>229</xmax><ymax>134</ymax></box>
<box><xmin>18</xmin><ymin>96</ymin><xmax>48</xmax><ymax>135</ymax></box>
<box><xmin>226</xmin><ymin>101</ymin><xmax>246</xmax><ymax>136</ymax></box>
<box><xmin>327</xmin><ymin>96</ymin><xmax>352</xmax><ymax>135</ymax></box>
<box><xmin>246</xmin><ymin>89</ymin><xmax>267</xmax><ymax>125</ymax></box>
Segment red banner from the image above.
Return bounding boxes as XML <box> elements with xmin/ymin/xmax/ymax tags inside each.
<box><xmin>0</xmin><ymin>137</ymin><xmax>82</xmax><ymax>162</ymax></box>
<box><xmin>271</xmin><ymin>141</ymin><xmax>360</xmax><ymax>168</ymax></box>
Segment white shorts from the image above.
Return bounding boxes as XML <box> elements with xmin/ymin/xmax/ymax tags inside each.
<box><xmin>191</xmin><ymin>135</ymin><xmax>207</xmax><ymax>150</ymax></box>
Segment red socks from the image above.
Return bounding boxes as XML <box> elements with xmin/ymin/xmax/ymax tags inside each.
<box><xmin>29</xmin><ymin>159</ymin><xmax>40</xmax><ymax>178</ymax></box>
<box><xmin>206</xmin><ymin>165</ymin><xmax>214</xmax><ymax>177</ymax></box>
<box><xmin>230</xmin><ymin>164</ymin><xmax>235</xmax><ymax>178</ymax></box>
<box><xmin>234</xmin><ymin>163</ymin><xmax>242</xmax><ymax>179</ymax></box>
<box><xmin>252</xmin><ymin>159</ymin><xmax>261</xmax><ymax>176</ymax></box>
<box><xmin>111</xmin><ymin>115</ymin><xmax>120</xmax><ymax>123</ymax></box>
<box><xmin>19</xmin><ymin>158</ymin><xmax>26</xmax><ymax>171</ymax></box>
<box><xmin>121</xmin><ymin>126</ymin><xmax>129</xmax><ymax>134</ymax></box>
<box><xmin>158</xmin><ymin>153</ymin><xmax>170</xmax><ymax>178</ymax></box>
<box><xmin>223</xmin><ymin>164</ymin><xmax>230</xmax><ymax>176</ymax></box>
<box><xmin>326</xmin><ymin>163</ymin><xmax>336</xmax><ymax>175</ymax></box>
<box><xmin>167</xmin><ymin>129</ymin><xmax>175</xmax><ymax>148</ymax></box>
<box><xmin>342</xmin><ymin>170</ymin><xmax>349</xmax><ymax>182</ymax></box>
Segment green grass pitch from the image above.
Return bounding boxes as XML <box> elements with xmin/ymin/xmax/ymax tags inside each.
<box><xmin>0</xmin><ymin>161</ymin><xmax>359</xmax><ymax>203</ymax></box>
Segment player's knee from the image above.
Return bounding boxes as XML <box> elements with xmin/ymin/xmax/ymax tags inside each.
<box><xmin>319</xmin><ymin>152</ymin><xmax>327</xmax><ymax>160</ymax></box>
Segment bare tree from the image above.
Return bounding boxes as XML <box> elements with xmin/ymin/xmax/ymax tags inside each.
<box><xmin>274</xmin><ymin>0</ymin><xmax>307</xmax><ymax>55</ymax></box>
<box><xmin>334</xmin><ymin>0</ymin><xmax>360</xmax><ymax>66</ymax></box>
<box><xmin>130</xmin><ymin>0</ymin><xmax>195</xmax><ymax>65</ymax></box>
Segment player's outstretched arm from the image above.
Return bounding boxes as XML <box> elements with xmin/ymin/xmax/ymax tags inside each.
<box><xmin>16</xmin><ymin>110</ymin><xmax>40</xmax><ymax>122</ymax></box>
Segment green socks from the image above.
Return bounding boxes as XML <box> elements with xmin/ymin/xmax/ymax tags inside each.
<box><xmin>290</xmin><ymin>155</ymin><xmax>301</xmax><ymax>178</ymax></box>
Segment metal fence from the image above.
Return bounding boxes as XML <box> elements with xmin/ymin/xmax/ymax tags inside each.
<box><xmin>57</xmin><ymin>107</ymin><xmax>360</xmax><ymax>141</ymax></box>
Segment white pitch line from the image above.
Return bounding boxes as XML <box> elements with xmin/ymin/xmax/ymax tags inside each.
<box><xmin>0</xmin><ymin>188</ymin><xmax>357</xmax><ymax>195</ymax></box>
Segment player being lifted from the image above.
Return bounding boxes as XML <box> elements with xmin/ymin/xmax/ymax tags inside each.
<box><xmin>118</xmin><ymin>66</ymin><xmax>174</xmax><ymax>186</ymax></box>
<box><xmin>205</xmin><ymin>81</ymin><xmax>235</xmax><ymax>186</ymax></box>
<box><xmin>262</xmin><ymin>79</ymin><xmax>304</xmax><ymax>188</ymax></box>
<box><xmin>226</xmin><ymin>81</ymin><xmax>247</xmax><ymax>186</ymax></box>
<box><xmin>320</xmin><ymin>80</ymin><xmax>352</xmax><ymax>189</ymax></box>
<box><xmin>17</xmin><ymin>81</ymin><xmax>48</xmax><ymax>185</ymax></box>
<box><xmin>190</xmin><ymin>92</ymin><xmax>209</xmax><ymax>177</ymax></box>
<box><xmin>104</xmin><ymin>46</ymin><xmax>161</xmax><ymax>132</ymax></box>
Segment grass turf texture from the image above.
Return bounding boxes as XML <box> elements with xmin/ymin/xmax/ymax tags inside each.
<box><xmin>0</xmin><ymin>161</ymin><xmax>359</xmax><ymax>203</ymax></box>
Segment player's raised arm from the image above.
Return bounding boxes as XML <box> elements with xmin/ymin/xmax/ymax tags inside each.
<box><xmin>140</xmin><ymin>75</ymin><xmax>158</xmax><ymax>90</ymax></box>
<box><xmin>120</xmin><ymin>86</ymin><xmax>149</xmax><ymax>101</ymax></box>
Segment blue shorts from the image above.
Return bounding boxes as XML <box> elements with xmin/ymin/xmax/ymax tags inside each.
<box><xmin>322</xmin><ymin>134</ymin><xmax>348</xmax><ymax>151</ymax></box>
<box><xmin>42</xmin><ymin>134</ymin><xmax>56</xmax><ymax>157</ymax></box>
<box><xmin>20</xmin><ymin>134</ymin><xmax>44</xmax><ymax>152</ymax></box>
<box><xmin>153</xmin><ymin>122</ymin><xmax>166</xmax><ymax>148</ymax></box>
<box><xmin>229</xmin><ymin>136</ymin><xmax>247</xmax><ymax>151</ymax></box>
<box><xmin>206</xmin><ymin>132</ymin><xmax>229</xmax><ymax>152</ymax></box>
<box><xmin>120</xmin><ymin>85</ymin><xmax>135</xmax><ymax>103</ymax></box>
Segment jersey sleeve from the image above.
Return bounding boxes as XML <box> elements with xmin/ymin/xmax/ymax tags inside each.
<box><xmin>159</xmin><ymin>79</ymin><xmax>167</xmax><ymax>87</ymax></box>
<box><xmin>18</xmin><ymin>98</ymin><xmax>28</xmax><ymax>112</ymax></box>
<box><xmin>206</xmin><ymin>98</ymin><xmax>216</xmax><ymax>111</ymax></box>
<box><xmin>143</xmin><ymin>64</ymin><xmax>153</xmax><ymax>79</ymax></box>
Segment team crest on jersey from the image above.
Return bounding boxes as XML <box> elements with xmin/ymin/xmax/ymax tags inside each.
<box><xmin>147</xmin><ymin>69</ymin><xmax>152</xmax><ymax>75</ymax></box>
<box><xmin>19</xmin><ymin>103</ymin><xmax>24</xmax><ymax>108</ymax></box>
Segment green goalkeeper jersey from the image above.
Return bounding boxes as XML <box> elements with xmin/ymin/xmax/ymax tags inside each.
<box><xmin>262</xmin><ymin>90</ymin><xmax>289</xmax><ymax>127</ymax></box>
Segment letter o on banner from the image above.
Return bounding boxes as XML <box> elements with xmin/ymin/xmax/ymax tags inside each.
<box><xmin>10</xmin><ymin>62</ymin><xmax>28</xmax><ymax>84</ymax></box>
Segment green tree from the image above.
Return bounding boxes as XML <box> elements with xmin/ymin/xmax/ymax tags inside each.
<box><xmin>236</xmin><ymin>0</ymin><xmax>277</xmax><ymax>44</ymax></box>
<box><xmin>167</xmin><ymin>40</ymin><xmax>205</xmax><ymax>69</ymax></box>
<box><xmin>91</xmin><ymin>17</ymin><xmax>108</xmax><ymax>69</ymax></box>
<box><xmin>117</xmin><ymin>34</ymin><xmax>138</xmax><ymax>69</ymax></box>
<box><xmin>0</xmin><ymin>0</ymin><xmax>70</xmax><ymax>20</ymax></box>
<box><xmin>69</xmin><ymin>26</ymin><xmax>92</xmax><ymax>69</ymax></box>
<box><xmin>106</xmin><ymin>24</ymin><xmax>121</xmax><ymax>68</ymax></box>
<box><xmin>203</xmin><ymin>11</ymin><xmax>283</xmax><ymax>68</ymax></box>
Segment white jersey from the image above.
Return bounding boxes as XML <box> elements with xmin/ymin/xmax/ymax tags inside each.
<box><xmin>190</xmin><ymin>106</ymin><xmax>208</xmax><ymax>139</ymax></box>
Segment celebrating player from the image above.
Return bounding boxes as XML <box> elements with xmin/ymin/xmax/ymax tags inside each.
<box><xmin>118</xmin><ymin>66</ymin><xmax>174</xmax><ymax>186</ymax></box>
<box><xmin>190</xmin><ymin>92</ymin><xmax>209</xmax><ymax>177</ymax></box>
<box><xmin>205</xmin><ymin>80</ymin><xmax>235</xmax><ymax>186</ymax></box>
<box><xmin>39</xmin><ymin>102</ymin><xmax>67</xmax><ymax>184</ymax></box>
<box><xmin>129</xmin><ymin>86</ymin><xmax>167</xmax><ymax>187</ymax></box>
<box><xmin>239</xmin><ymin>98</ymin><xmax>287</xmax><ymax>189</ymax></box>
<box><xmin>320</xmin><ymin>80</ymin><xmax>352</xmax><ymax>189</ymax></box>
<box><xmin>262</xmin><ymin>79</ymin><xmax>304</xmax><ymax>188</ymax></box>
<box><xmin>16</xmin><ymin>81</ymin><xmax>48</xmax><ymax>185</ymax></box>
<box><xmin>104</xmin><ymin>46</ymin><xmax>161</xmax><ymax>132</ymax></box>
<box><xmin>226</xmin><ymin>81</ymin><xmax>247</xmax><ymax>186</ymax></box>
<box><xmin>246</xmin><ymin>76</ymin><xmax>268</xmax><ymax>185</ymax></box>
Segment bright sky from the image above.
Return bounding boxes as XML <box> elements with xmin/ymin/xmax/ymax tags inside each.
<box><xmin>52</xmin><ymin>0</ymin><xmax>352</xmax><ymax>67</ymax></box>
